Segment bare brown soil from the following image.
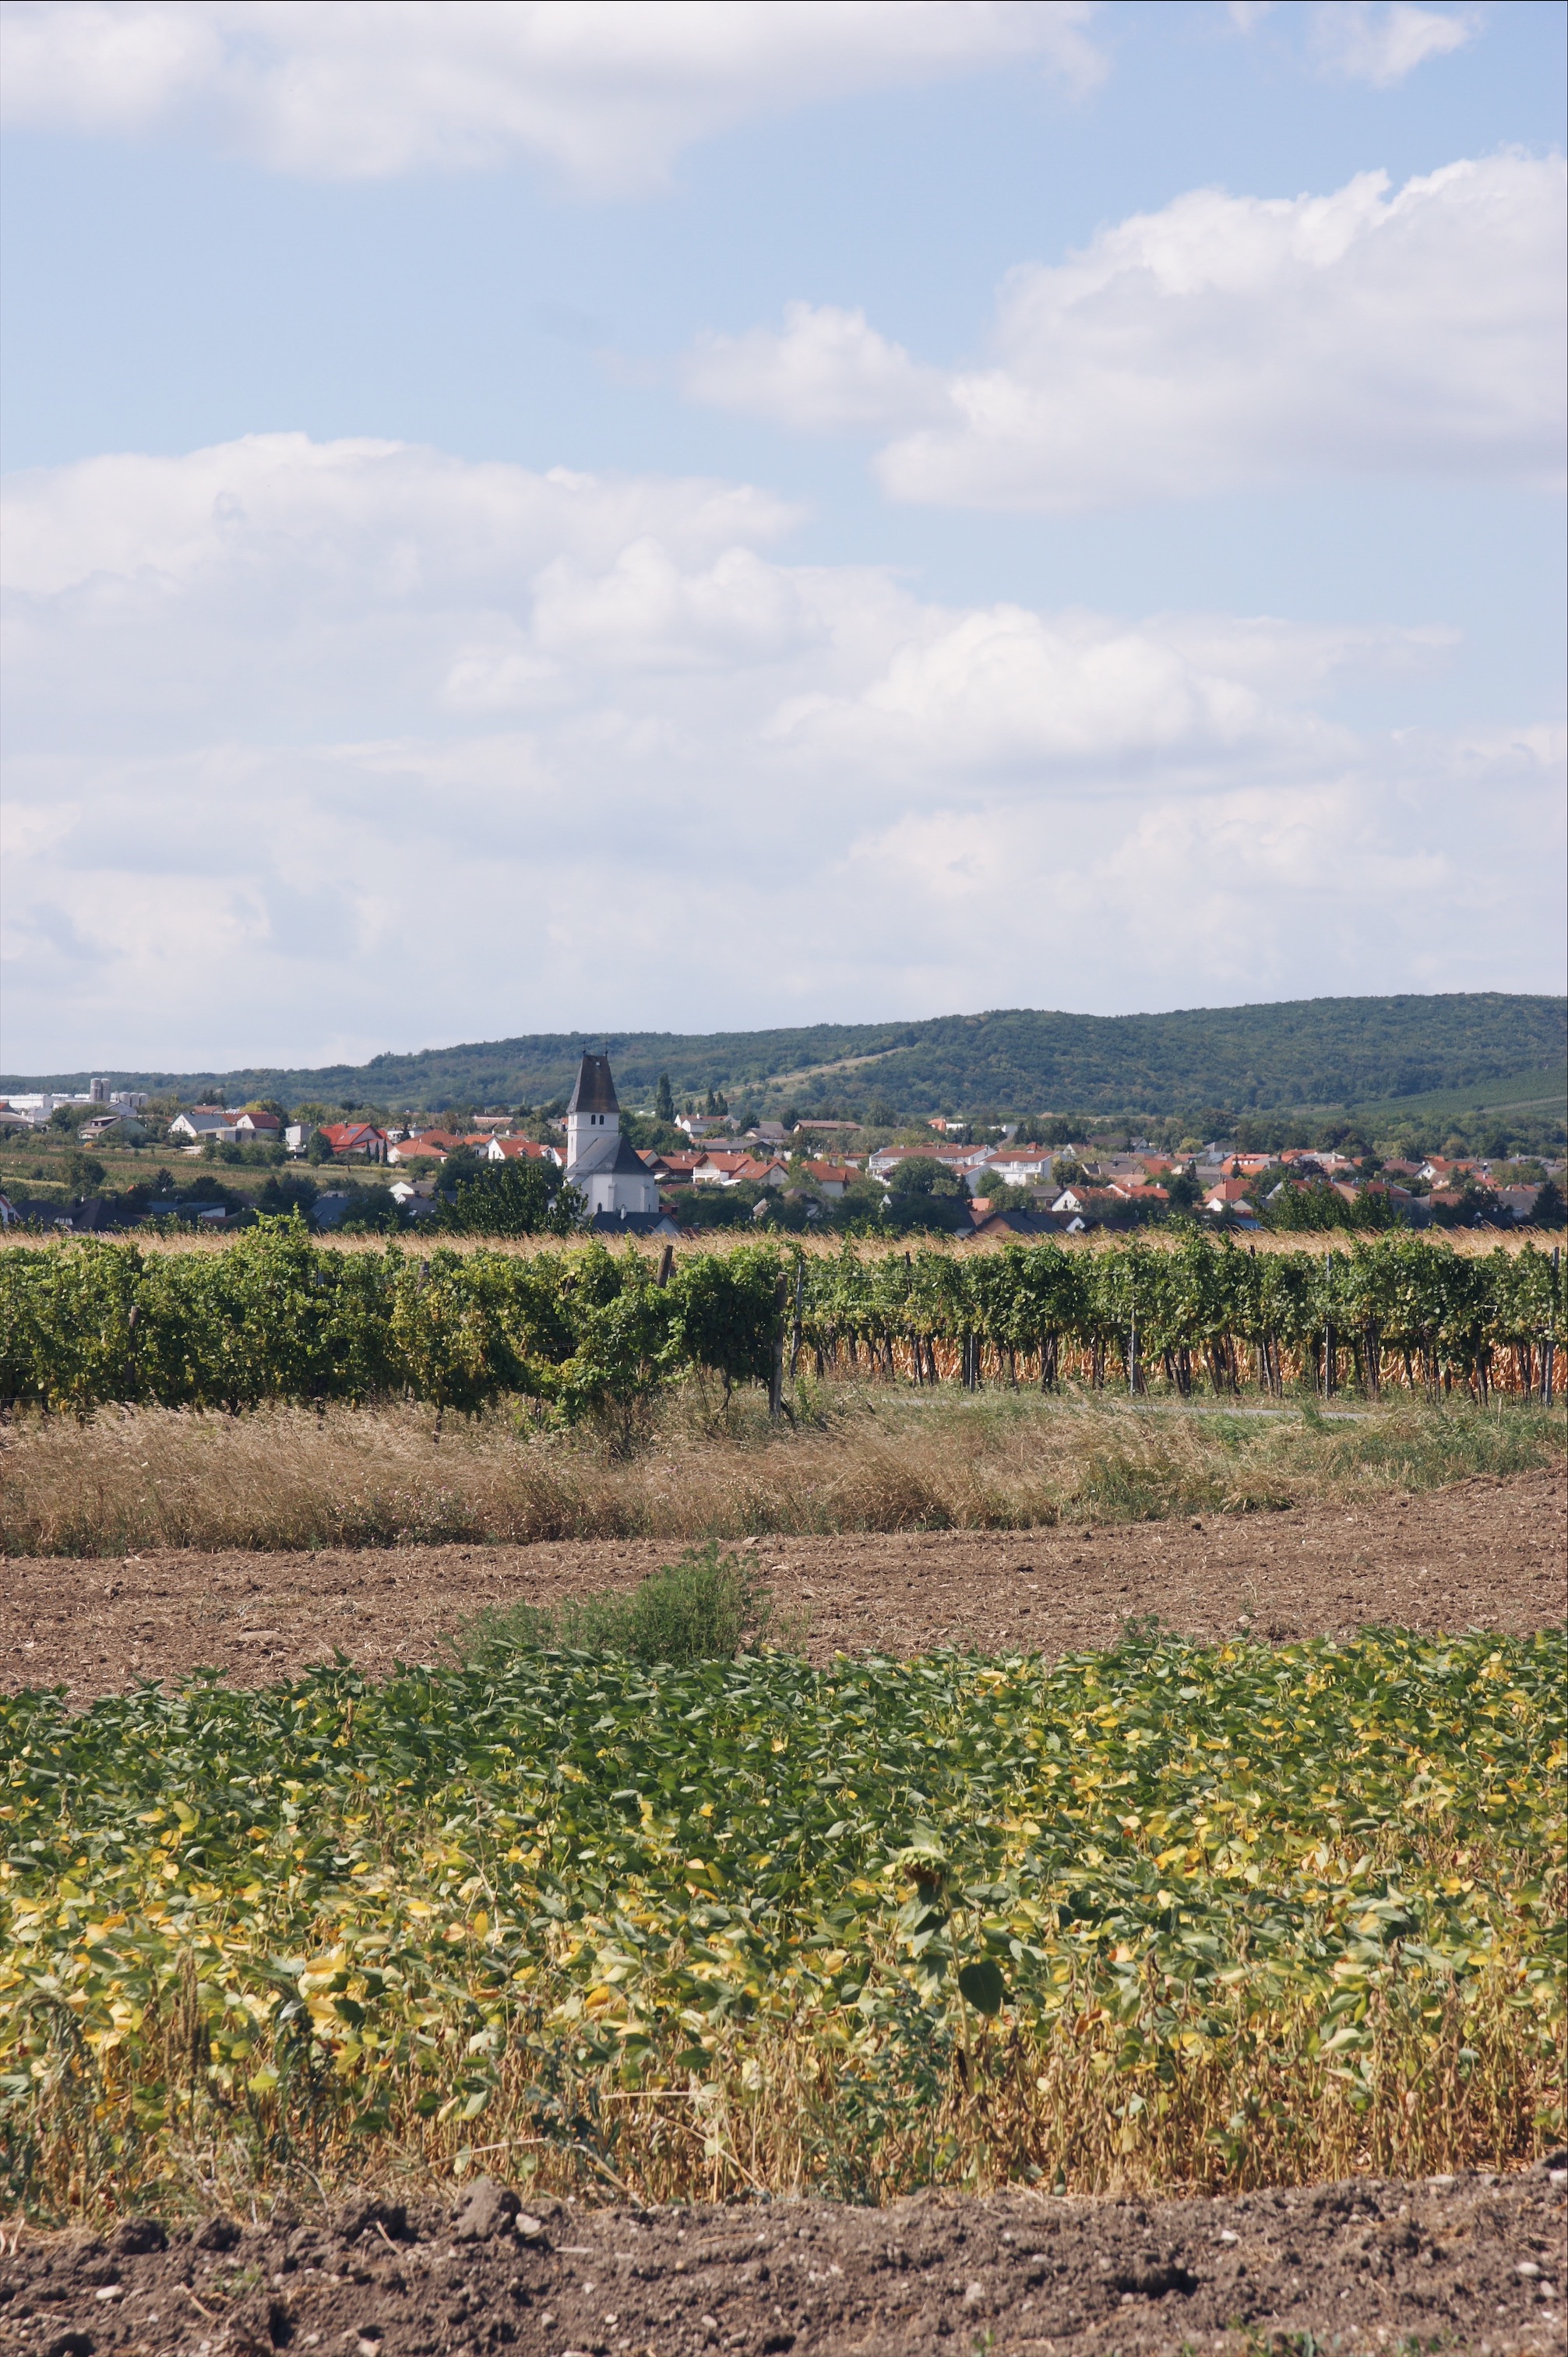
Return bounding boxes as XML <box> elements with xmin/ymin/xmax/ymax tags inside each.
<box><xmin>7</xmin><ymin>2161</ymin><xmax>1566</xmax><ymax>2356</ymax></box>
<box><xmin>2</xmin><ymin>1467</ymin><xmax>1562</xmax><ymax>1700</ymax></box>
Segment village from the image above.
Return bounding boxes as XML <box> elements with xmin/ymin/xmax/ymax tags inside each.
<box><xmin>0</xmin><ymin>1053</ymin><xmax>1559</xmax><ymax>1236</ymax></box>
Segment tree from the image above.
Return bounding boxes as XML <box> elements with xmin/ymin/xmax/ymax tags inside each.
<box><xmin>63</xmin><ymin>1151</ymin><xmax>107</xmax><ymax>1196</ymax></box>
<box><xmin>439</xmin><ymin>1143</ymin><xmax>485</xmax><ymax>1189</ymax></box>
<box><xmin>257</xmin><ymin>1171</ymin><xmax>319</xmax><ymax>1216</ymax></box>
<box><xmin>889</xmin><ymin>1157</ymin><xmax>962</xmax><ymax>1201</ymax></box>
<box><xmin>655</xmin><ymin>1072</ymin><xmax>675</xmax><ymax>1124</ymax></box>
<box><xmin>436</xmin><ymin>1157</ymin><xmax>582</xmax><ymax>1237</ymax></box>
<box><xmin>1165</xmin><ymin>1170</ymin><xmax>1202</xmax><ymax>1216</ymax></box>
<box><xmin>1527</xmin><ymin>1178</ymin><xmax>1565</xmax><ymax>1227</ymax></box>
<box><xmin>307</xmin><ymin>1128</ymin><xmax>335</xmax><ymax>1166</ymax></box>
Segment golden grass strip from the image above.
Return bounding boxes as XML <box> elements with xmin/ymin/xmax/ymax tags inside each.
<box><xmin>4</xmin><ymin>1386</ymin><xmax>1560</xmax><ymax>1556</ymax></box>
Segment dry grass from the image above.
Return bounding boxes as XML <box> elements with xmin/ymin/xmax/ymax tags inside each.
<box><xmin>3</xmin><ymin>1381</ymin><xmax>1560</xmax><ymax>1556</ymax></box>
<box><xmin>0</xmin><ymin>1225</ymin><xmax>1547</xmax><ymax>1262</ymax></box>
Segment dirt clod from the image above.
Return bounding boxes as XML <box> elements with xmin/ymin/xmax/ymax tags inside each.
<box><xmin>451</xmin><ymin>2178</ymin><xmax>521</xmax><ymax>2243</ymax></box>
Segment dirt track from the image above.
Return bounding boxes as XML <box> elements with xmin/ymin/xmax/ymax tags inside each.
<box><xmin>7</xmin><ymin>2161</ymin><xmax>1566</xmax><ymax>2355</ymax></box>
<box><xmin>2</xmin><ymin>1467</ymin><xmax>1562</xmax><ymax>1699</ymax></box>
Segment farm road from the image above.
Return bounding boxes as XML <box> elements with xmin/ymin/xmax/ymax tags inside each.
<box><xmin>3</xmin><ymin>1466</ymin><xmax>1561</xmax><ymax>1699</ymax></box>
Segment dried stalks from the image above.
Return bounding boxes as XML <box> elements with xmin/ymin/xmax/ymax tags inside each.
<box><xmin>3</xmin><ymin>1383</ymin><xmax>1559</xmax><ymax>1556</ymax></box>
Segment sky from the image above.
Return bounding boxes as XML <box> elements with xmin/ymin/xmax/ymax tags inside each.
<box><xmin>1</xmin><ymin>0</ymin><xmax>1563</xmax><ymax>1074</ymax></box>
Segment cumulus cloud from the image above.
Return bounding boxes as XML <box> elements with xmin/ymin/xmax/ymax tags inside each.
<box><xmin>0</xmin><ymin>0</ymin><xmax>1105</xmax><ymax>193</ymax></box>
<box><xmin>1309</xmin><ymin>2</ymin><xmax>1478</xmax><ymax>86</ymax></box>
<box><xmin>686</xmin><ymin>154</ymin><xmax>1566</xmax><ymax>510</ymax></box>
<box><xmin>687</xmin><ymin>304</ymin><xmax>947</xmax><ymax>434</ymax></box>
<box><xmin>2</xmin><ymin>433</ymin><xmax>1559</xmax><ymax>1066</ymax></box>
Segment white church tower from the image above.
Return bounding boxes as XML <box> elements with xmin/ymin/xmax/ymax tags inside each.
<box><xmin>564</xmin><ymin>1051</ymin><xmax>662</xmax><ymax>1223</ymax></box>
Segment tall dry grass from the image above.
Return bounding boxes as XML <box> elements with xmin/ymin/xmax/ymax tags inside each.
<box><xmin>3</xmin><ymin>1382</ymin><xmax>1559</xmax><ymax>1555</ymax></box>
<box><xmin>0</xmin><ymin>1225</ymin><xmax>1548</xmax><ymax>1261</ymax></box>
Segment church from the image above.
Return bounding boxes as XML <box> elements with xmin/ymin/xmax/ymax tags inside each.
<box><xmin>565</xmin><ymin>1052</ymin><xmax>678</xmax><ymax>1235</ymax></box>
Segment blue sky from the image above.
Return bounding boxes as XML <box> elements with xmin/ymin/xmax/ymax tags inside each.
<box><xmin>1</xmin><ymin>0</ymin><xmax>1563</xmax><ymax>1071</ymax></box>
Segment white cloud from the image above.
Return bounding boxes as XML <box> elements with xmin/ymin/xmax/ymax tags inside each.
<box><xmin>685</xmin><ymin>153</ymin><xmax>1566</xmax><ymax>510</ymax></box>
<box><xmin>0</xmin><ymin>0</ymin><xmax>1105</xmax><ymax>193</ymax></box>
<box><xmin>1</xmin><ymin>432</ymin><xmax>1559</xmax><ymax>1067</ymax></box>
<box><xmin>687</xmin><ymin>304</ymin><xmax>946</xmax><ymax>434</ymax></box>
<box><xmin>1311</xmin><ymin>2</ymin><xmax>1478</xmax><ymax>87</ymax></box>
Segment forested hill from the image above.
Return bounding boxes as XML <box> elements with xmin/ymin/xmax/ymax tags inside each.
<box><xmin>12</xmin><ymin>993</ymin><xmax>1564</xmax><ymax>1120</ymax></box>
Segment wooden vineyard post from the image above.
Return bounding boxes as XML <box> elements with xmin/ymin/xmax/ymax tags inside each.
<box><xmin>656</xmin><ymin>1243</ymin><xmax>675</xmax><ymax>1288</ymax></box>
<box><xmin>1545</xmin><ymin>1247</ymin><xmax>1560</xmax><ymax>1405</ymax></box>
<box><xmin>1323</xmin><ymin>1250</ymin><xmax>1337</xmax><ymax>1399</ymax></box>
<box><xmin>789</xmin><ymin>1259</ymin><xmax>804</xmax><ymax>1379</ymax></box>
<box><xmin>769</xmin><ymin>1274</ymin><xmax>788</xmax><ymax>1419</ymax></box>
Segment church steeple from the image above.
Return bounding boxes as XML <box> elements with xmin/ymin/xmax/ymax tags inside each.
<box><xmin>565</xmin><ymin>1051</ymin><xmax>621</xmax><ymax>1177</ymax></box>
<box><xmin>566</xmin><ymin>1053</ymin><xmax>619</xmax><ymax>1118</ymax></box>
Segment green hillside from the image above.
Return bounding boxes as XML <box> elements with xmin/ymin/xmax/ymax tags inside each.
<box><xmin>7</xmin><ymin>993</ymin><xmax>1563</xmax><ymax>1123</ymax></box>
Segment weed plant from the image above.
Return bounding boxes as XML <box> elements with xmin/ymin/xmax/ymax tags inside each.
<box><xmin>452</xmin><ymin>1543</ymin><xmax>784</xmax><ymax>1668</ymax></box>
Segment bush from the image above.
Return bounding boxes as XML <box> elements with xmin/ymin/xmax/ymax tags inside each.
<box><xmin>454</xmin><ymin>1541</ymin><xmax>780</xmax><ymax>1666</ymax></box>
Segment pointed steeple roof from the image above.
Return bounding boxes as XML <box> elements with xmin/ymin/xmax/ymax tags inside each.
<box><xmin>567</xmin><ymin>1052</ymin><xmax>619</xmax><ymax>1116</ymax></box>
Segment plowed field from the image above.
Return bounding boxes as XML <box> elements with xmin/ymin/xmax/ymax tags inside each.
<box><xmin>5</xmin><ymin>1466</ymin><xmax>1561</xmax><ymax>1699</ymax></box>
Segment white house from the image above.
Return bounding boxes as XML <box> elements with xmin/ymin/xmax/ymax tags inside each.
<box><xmin>984</xmin><ymin>1148</ymin><xmax>1055</xmax><ymax>1190</ymax></box>
<box><xmin>169</xmin><ymin>1109</ymin><xmax>237</xmax><ymax>1143</ymax></box>
<box><xmin>565</xmin><ymin>1053</ymin><xmax>667</xmax><ymax>1226</ymax></box>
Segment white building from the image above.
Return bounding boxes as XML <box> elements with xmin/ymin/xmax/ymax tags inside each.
<box><xmin>565</xmin><ymin>1053</ymin><xmax>668</xmax><ymax>1228</ymax></box>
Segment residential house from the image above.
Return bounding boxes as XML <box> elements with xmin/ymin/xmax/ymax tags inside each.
<box><xmin>648</xmin><ymin>1149</ymin><xmax>707</xmax><ymax>1185</ymax></box>
<box><xmin>318</xmin><ymin>1121</ymin><xmax>389</xmax><ymax>1163</ymax></box>
<box><xmin>1048</xmin><ymin>1185</ymin><xmax>1124</xmax><ymax>1218</ymax></box>
<box><xmin>1418</xmin><ymin>1156</ymin><xmax>1481</xmax><ymax>1184</ymax></box>
<box><xmin>386</xmin><ymin>1129</ymin><xmax>464</xmax><ymax>1164</ymax></box>
<box><xmin>801</xmin><ymin>1160</ymin><xmax>858</xmax><ymax>1198</ymax></box>
<box><xmin>964</xmin><ymin>1207</ymin><xmax>1072</xmax><ymax>1240</ymax></box>
<box><xmin>168</xmin><ymin>1108</ymin><xmax>235</xmax><ymax>1143</ymax></box>
<box><xmin>692</xmin><ymin>1152</ymin><xmax>788</xmax><ymax>1188</ymax></box>
<box><xmin>1202</xmin><ymin>1178</ymin><xmax>1254</xmax><ymax>1213</ymax></box>
<box><xmin>982</xmin><ymin>1147</ymin><xmax>1055</xmax><ymax>1189</ymax></box>
<box><xmin>233</xmin><ymin>1110</ymin><xmax>280</xmax><ymax>1141</ymax></box>
<box><xmin>484</xmin><ymin>1136</ymin><xmax>562</xmax><ymax>1166</ymax></box>
<box><xmin>388</xmin><ymin>1180</ymin><xmax>442</xmax><ymax>1221</ymax></box>
<box><xmin>867</xmin><ymin>1144</ymin><xmax>989</xmax><ymax>1184</ymax></box>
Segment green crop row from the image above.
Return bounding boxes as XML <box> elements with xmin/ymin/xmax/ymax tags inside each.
<box><xmin>0</xmin><ymin>1223</ymin><xmax>1562</xmax><ymax>1417</ymax></box>
<box><xmin>3</xmin><ymin>1624</ymin><xmax>1561</xmax><ymax>2213</ymax></box>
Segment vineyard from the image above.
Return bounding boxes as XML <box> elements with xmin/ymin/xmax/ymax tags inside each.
<box><xmin>1</xmin><ymin>1222</ymin><xmax>1561</xmax><ymax>1420</ymax></box>
<box><xmin>4</xmin><ymin>1621</ymin><xmax>1562</xmax><ymax>2218</ymax></box>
